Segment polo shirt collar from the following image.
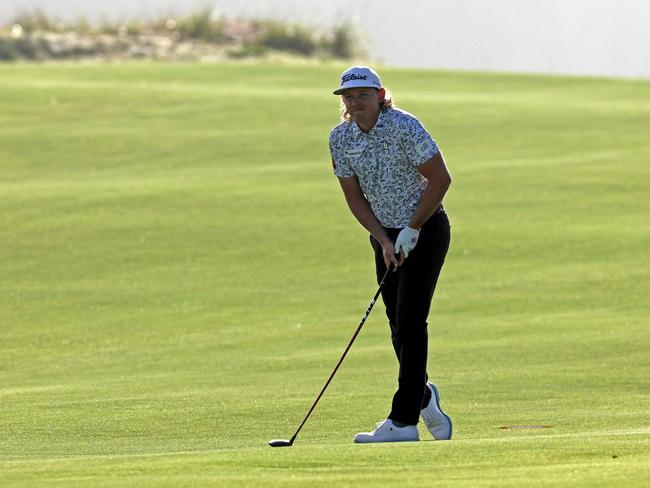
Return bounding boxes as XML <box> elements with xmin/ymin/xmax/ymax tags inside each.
<box><xmin>352</xmin><ymin>110</ymin><xmax>387</xmax><ymax>136</ymax></box>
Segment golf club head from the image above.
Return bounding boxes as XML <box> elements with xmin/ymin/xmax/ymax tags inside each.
<box><xmin>268</xmin><ymin>439</ymin><xmax>293</xmax><ymax>447</ymax></box>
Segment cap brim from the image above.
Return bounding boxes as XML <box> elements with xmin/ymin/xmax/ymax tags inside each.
<box><xmin>333</xmin><ymin>84</ymin><xmax>380</xmax><ymax>95</ymax></box>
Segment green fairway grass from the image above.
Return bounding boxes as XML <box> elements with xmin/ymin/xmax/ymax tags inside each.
<box><xmin>1</xmin><ymin>61</ymin><xmax>649</xmax><ymax>487</ymax></box>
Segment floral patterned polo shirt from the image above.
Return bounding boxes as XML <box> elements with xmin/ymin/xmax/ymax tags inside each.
<box><xmin>329</xmin><ymin>108</ymin><xmax>440</xmax><ymax>228</ymax></box>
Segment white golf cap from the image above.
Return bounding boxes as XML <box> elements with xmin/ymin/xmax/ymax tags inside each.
<box><xmin>333</xmin><ymin>66</ymin><xmax>382</xmax><ymax>95</ymax></box>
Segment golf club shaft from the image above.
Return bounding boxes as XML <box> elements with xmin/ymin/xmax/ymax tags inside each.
<box><xmin>288</xmin><ymin>268</ymin><xmax>392</xmax><ymax>444</ymax></box>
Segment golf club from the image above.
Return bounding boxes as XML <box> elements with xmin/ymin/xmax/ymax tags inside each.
<box><xmin>268</xmin><ymin>267</ymin><xmax>392</xmax><ymax>447</ymax></box>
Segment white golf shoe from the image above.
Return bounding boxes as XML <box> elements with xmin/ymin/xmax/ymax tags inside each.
<box><xmin>420</xmin><ymin>383</ymin><xmax>453</xmax><ymax>440</ymax></box>
<box><xmin>354</xmin><ymin>419</ymin><xmax>419</xmax><ymax>443</ymax></box>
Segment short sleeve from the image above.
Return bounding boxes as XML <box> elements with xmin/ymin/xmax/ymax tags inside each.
<box><xmin>329</xmin><ymin>129</ymin><xmax>355</xmax><ymax>178</ymax></box>
<box><xmin>401</xmin><ymin>116</ymin><xmax>439</xmax><ymax>166</ymax></box>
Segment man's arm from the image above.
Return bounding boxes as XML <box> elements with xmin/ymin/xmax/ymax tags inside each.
<box><xmin>337</xmin><ymin>175</ymin><xmax>399</xmax><ymax>270</ymax></box>
<box><xmin>408</xmin><ymin>151</ymin><xmax>452</xmax><ymax>230</ymax></box>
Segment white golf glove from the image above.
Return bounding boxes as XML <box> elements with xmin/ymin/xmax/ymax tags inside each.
<box><xmin>394</xmin><ymin>226</ymin><xmax>420</xmax><ymax>258</ymax></box>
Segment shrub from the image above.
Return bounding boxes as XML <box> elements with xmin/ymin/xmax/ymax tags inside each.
<box><xmin>227</xmin><ymin>44</ymin><xmax>270</xmax><ymax>59</ymax></box>
<box><xmin>0</xmin><ymin>38</ymin><xmax>19</xmax><ymax>60</ymax></box>
<box><xmin>10</xmin><ymin>9</ymin><xmax>58</xmax><ymax>33</ymax></box>
<box><xmin>255</xmin><ymin>21</ymin><xmax>317</xmax><ymax>56</ymax></box>
<box><xmin>325</xmin><ymin>22</ymin><xmax>362</xmax><ymax>59</ymax></box>
<box><xmin>0</xmin><ymin>36</ymin><xmax>47</xmax><ymax>60</ymax></box>
<box><xmin>175</xmin><ymin>7</ymin><xmax>225</xmax><ymax>43</ymax></box>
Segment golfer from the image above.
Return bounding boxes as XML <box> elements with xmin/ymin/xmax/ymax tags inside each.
<box><xmin>329</xmin><ymin>66</ymin><xmax>453</xmax><ymax>443</ymax></box>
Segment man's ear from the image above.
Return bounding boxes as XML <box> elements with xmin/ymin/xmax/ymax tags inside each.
<box><xmin>378</xmin><ymin>87</ymin><xmax>386</xmax><ymax>102</ymax></box>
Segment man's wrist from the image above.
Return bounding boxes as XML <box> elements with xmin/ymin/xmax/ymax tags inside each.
<box><xmin>378</xmin><ymin>235</ymin><xmax>393</xmax><ymax>248</ymax></box>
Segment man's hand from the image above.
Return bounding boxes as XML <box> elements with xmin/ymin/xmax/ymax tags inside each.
<box><xmin>395</xmin><ymin>226</ymin><xmax>420</xmax><ymax>259</ymax></box>
<box><xmin>380</xmin><ymin>240</ymin><xmax>400</xmax><ymax>270</ymax></box>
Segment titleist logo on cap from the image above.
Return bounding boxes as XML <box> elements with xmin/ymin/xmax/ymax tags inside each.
<box><xmin>341</xmin><ymin>73</ymin><xmax>368</xmax><ymax>84</ymax></box>
<box><xmin>333</xmin><ymin>66</ymin><xmax>382</xmax><ymax>94</ymax></box>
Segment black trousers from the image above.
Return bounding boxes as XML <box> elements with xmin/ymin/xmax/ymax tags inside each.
<box><xmin>370</xmin><ymin>210</ymin><xmax>450</xmax><ymax>425</ymax></box>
